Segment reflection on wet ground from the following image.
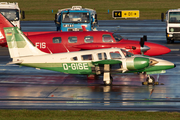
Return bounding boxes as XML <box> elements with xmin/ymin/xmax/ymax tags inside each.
<box><xmin>0</xmin><ymin>56</ymin><xmax>180</xmax><ymax>111</ymax></box>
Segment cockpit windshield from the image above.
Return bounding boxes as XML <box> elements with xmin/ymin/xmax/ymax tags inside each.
<box><xmin>112</xmin><ymin>33</ymin><xmax>123</xmax><ymax>42</ymax></box>
<box><xmin>62</xmin><ymin>12</ymin><xmax>90</xmax><ymax>23</ymax></box>
<box><xmin>0</xmin><ymin>9</ymin><xmax>19</xmax><ymax>21</ymax></box>
<box><xmin>121</xmin><ymin>49</ymin><xmax>134</xmax><ymax>57</ymax></box>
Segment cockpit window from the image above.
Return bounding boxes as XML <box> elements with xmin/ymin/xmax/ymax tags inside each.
<box><xmin>112</xmin><ymin>33</ymin><xmax>123</xmax><ymax>42</ymax></box>
<box><xmin>110</xmin><ymin>51</ymin><xmax>122</xmax><ymax>59</ymax></box>
<box><xmin>121</xmin><ymin>49</ymin><xmax>134</xmax><ymax>57</ymax></box>
<box><xmin>102</xmin><ymin>34</ymin><xmax>114</xmax><ymax>42</ymax></box>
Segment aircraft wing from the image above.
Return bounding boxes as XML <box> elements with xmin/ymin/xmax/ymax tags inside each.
<box><xmin>92</xmin><ymin>59</ymin><xmax>122</xmax><ymax>65</ymax></box>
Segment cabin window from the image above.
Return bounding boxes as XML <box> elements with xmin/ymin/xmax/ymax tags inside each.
<box><xmin>102</xmin><ymin>34</ymin><xmax>113</xmax><ymax>42</ymax></box>
<box><xmin>71</xmin><ymin>56</ymin><xmax>78</xmax><ymax>61</ymax></box>
<box><xmin>53</xmin><ymin>37</ymin><xmax>61</xmax><ymax>43</ymax></box>
<box><xmin>110</xmin><ymin>51</ymin><xmax>121</xmax><ymax>59</ymax></box>
<box><xmin>97</xmin><ymin>53</ymin><xmax>107</xmax><ymax>60</ymax></box>
<box><xmin>68</xmin><ymin>36</ymin><xmax>77</xmax><ymax>43</ymax></box>
<box><xmin>112</xmin><ymin>33</ymin><xmax>123</xmax><ymax>42</ymax></box>
<box><xmin>81</xmin><ymin>54</ymin><xmax>93</xmax><ymax>60</ymax></box>
<box><xmin>84</xmin><ymin>36</ymin><xmax>94</xmax><ymax>43</ymax></box>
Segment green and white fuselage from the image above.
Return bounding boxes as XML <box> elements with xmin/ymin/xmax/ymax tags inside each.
<box><xmin>4</xmin><ymin>27</ymin><xmax>175</xmax><ymax>85</ymax></box>
<box><xmin>14</xmin><ymin>51</ymin><xmax>175</xmax><ymax>75</ymax></box>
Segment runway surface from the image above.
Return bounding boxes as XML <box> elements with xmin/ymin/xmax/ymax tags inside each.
<box><xmin>0</xmin><ymin>20</ymin><xmax>180</xmax><ymax>111</ymax></box>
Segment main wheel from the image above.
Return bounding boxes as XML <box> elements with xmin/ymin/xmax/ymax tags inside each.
<box><xmin>104</xmin><ymin>76</ymin><xmax>113</xmax><ymax>85</ymax></box>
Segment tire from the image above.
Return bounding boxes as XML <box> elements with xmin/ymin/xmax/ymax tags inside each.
<box><xmin>167</xmin><ymin>39</ymin><xmax>171</xmax><ymax>44</ymax></box>
<box><xmin>146</xmin><ymin>76</ymin><xmax>155</xmax><ymax>84</ymax></box>
<box><xmin>104</xmin><ymin>76</ymin><xmax>113</xmax><ymax>85</ymax></box>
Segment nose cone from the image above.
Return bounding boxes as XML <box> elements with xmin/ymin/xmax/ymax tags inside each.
<box><xmin>141</xmin><ymin>45</ymin><xmax>150</xmax><ymax>53</ymax></box>
<box><xmin>150</xmin><ymin>58</ymin><xmax>176</xmax><ymax>71</ymax></box>
<box><xmin>144</xmin><ymin>42</ymin><xmax>171</xmax><ymax>56</ymax></box>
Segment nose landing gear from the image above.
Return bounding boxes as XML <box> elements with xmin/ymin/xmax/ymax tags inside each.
<box><xmin>142</xmin><ymin>75</ymin><xmax>159</xmax><ymax>85</ymax></box>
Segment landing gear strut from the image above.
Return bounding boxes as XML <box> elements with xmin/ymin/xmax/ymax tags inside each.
<box><xmin>142</xmin><ymin>75</ymin><xmax>159</xmax><ymax>85</ymax></box>
<box><xmin>103</xmin><ymin>64</ymin><xmax>113</xmax><ymax>85</ymax></box>
<box><xmin>103</xmin><ymin>74</ymin><xmax>113</xmax><ymax>85</ymax></box>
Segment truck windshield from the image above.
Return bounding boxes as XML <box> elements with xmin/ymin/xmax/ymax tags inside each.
<box><xmin>112</xmin><ymin>33</ymin><xmax>123</xmax><ymax>42</ymax></box>
<box><xmin>62</xmin><ymin>12</ymin><xmax>90</xmax><ymax>23</ymax></box>
<box><xmin>0</xmin><ymin>9</ymin><xmax>19</xmax><ymax>21</ymax></box>
<box><xmin>169</xmin><ymin>12</ymin><xmax>180</xmax><ymax>23</ymax></box>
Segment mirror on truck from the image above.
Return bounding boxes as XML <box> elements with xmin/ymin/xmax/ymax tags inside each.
<box><xmin>21</xmin><ymin>11</ymin><xmax>25</xmax><ymax>19</ymax></box>
<box><xmin>95</xmin><ymin>14</ymin><xmax>97</xmax><ymax>22</ymax></box>
<box><xmin>54</xmin><ymin>14</ymin><xmax>57</xmax><ymax>23</ymax></box>
<box><xmin>161</xmin><ymin>13</ymin><xmax>164</xmax><ymax>22</ymax></box>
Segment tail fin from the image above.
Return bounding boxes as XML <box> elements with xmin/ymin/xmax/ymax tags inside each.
<box><xmin>0</xmin><ymin>13</ymin><xmax>14</xmax><ymax>41</ymax></box>
<box><xmin>4</xmin><ymin>27</ymin><xmax>47</xmax><ymax>58</ymax></box>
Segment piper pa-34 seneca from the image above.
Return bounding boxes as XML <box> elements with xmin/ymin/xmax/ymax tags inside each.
<box><xmin>4</xmin><ymin>27</ymin><xmax>175</xmax><ymax>85</ymax></box>
<box><xmin>0</xmin><ymin>13</ymin><xmax>170</xmax><ymax>56</ymax></box>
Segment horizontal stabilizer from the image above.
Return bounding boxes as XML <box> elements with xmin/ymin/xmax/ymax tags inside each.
<box><xmin>7</xmin><ymin>60</ymin><xmax>23</xmax><ymax>65</ymax></box>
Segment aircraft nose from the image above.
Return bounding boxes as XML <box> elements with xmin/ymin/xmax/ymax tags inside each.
<box><xmin>144</xmin><ymin>42</ymin><xmax>171</xmax><ymax>56</ymax></box>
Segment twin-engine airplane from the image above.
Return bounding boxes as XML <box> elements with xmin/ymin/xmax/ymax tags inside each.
<box><xmin>4</xmin><ymin>27</ymin><xmax>175</xmax><ymax>85</ymax></box>
<box><xmin>0</xmin><ymin>13</ymin><xmax>170</xmax><ymax>56</ymax></box>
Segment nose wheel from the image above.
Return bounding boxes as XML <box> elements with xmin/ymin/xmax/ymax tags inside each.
<box><xmin>142</xmin><ymin>75</ymin><xmax>159</xmax><ymax>85</ymax></box>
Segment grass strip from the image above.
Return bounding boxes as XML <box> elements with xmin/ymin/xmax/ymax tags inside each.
<box><xmin>0</xmin><ymin>110</ymin><xmax>180</xmax><ymax>120</ymax></box>
<box><xmin>3</xmin><ymin>0</ymin><xmax>180</xmax><ymax>20</ymax></box>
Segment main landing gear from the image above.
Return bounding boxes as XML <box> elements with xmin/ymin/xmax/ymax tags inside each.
<box><xmin>103</xmin><ymin>64</ymin><xmax>113</xmax><ymax>85</ymax></box>
<box><xmin>142</xmin><ymin>74</ymin><xmax>159</xmax><ymax>85</ymax></box>
<box><xmin>103</xmin><ymin>74</ymin><xmax>113</xmax><ymax>85</ymax></box>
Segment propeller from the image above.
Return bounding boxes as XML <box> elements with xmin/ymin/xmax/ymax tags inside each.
<box><xmin>140</xmin><ymin>35</ymin><xmax>149</xmax><ymax>54</ymax></box>
<box><xmin>140</xmin><ymin>35</ymin><xmax>147</xmax><ymax>47</ymax></box>
<box><xmin>140</xmin><ymin>37</ymin><xmax>144</xmax><ymax>47</ymax></box>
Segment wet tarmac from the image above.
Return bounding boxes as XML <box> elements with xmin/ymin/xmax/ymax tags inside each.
<box><xmin>0</xmin><ymin>20</ymin><xmax>180</xmax><ymax>111</ymax></box>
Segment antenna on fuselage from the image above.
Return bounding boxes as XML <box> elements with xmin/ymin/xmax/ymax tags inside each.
<box><xmin>47</xmin><ymin>47</ymin><xmax>53</xmax><ymax>54</ymax></box>
<box><xmin>63</xmin><ymin>44</ymin><xmax>69</xmax><ymax>52</ymax></box>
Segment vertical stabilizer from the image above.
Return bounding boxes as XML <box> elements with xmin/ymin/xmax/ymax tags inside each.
<box><xmin>4</xmin><ymin>27</ymin><xmax>47</xmax><ymax>58</ymax></box>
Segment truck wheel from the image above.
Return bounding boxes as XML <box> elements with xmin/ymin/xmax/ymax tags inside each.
<box><xmin>171</xmin><ymin>40</ymin><xmax>174</xmax><ymax>43</ymax></box>
<box><xmin>167</xmin><ymin>39</ymin><xmax>171</xmax><ymax>44</ymax></box>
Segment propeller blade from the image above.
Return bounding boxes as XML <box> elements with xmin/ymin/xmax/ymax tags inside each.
<box><xmin>143</xmin><ymin>35</ymin><xmax>147</xmax><ymax>41</ymax></box>
<box><xmin>140</xmin><ymin>37</ymin><xmax>144</xmax><ymax>47</ymax></box>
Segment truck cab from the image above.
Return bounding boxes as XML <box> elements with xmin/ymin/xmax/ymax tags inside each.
<box><xmin>165</xmin><ymin>8</ymin><xmax>180</xmax><ymax>43</ymax></box>
<box><xmin>54</xmin><ymin>6</ymin><xmax>98</xmax><ymax>31</ymax></box>
<box><xmin>0</xmin><ymin>2</ymin><xmax>24</xmax><ymax>28</ymax></box>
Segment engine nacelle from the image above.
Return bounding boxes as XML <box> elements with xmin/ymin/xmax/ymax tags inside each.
<box><xmin>126</xmin><ymin>57</ymin><xmax>150</xmax><ymax>71</ymax></box>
